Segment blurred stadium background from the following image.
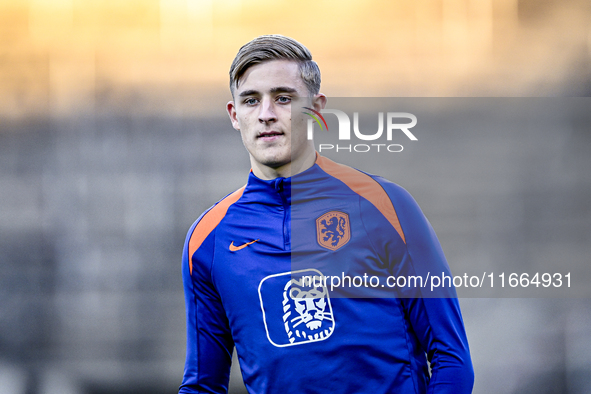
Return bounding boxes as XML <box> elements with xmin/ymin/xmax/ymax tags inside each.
<box><xmin>1</xmin><ymin>0</ymin><xmax>590</xmax><ymax>393</ymax></box>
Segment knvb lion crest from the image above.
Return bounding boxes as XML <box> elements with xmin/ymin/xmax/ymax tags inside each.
<box><xmin>316</xmin><ymin>211</ymin><xmax>351</xmax><ymax>251</ymax></box>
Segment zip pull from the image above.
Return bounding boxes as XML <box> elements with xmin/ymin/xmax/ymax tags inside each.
<box><xmin>274</xmin><ymin>177</ymin><xmax>284</xmax><ymax>192</ymax></box>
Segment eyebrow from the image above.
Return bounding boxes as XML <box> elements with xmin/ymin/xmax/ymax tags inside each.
<box><xmin>238</xmin><ymin>86</ymin><xmax>299</xmax><ymax>97</ymax></box>
<box><xmin>271</xmin><ymin>86</ymin><xmax>298</xmax><ymax>94</ymax></box>
<box><xmin>238</xmin><ymin>89</ymin><xmax>259</xmax><ymax>97</ymax></box>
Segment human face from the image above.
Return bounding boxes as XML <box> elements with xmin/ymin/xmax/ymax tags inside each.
<box><xmin>227</xmin><ymin>60</ymin><xmax>326</xmax><ymax>180</ymax></box>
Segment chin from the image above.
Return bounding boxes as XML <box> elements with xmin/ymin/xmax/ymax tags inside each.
<box><xmin>262</xmin><ymin>158</ymin><xmax>290</xmax><ymax>170</ymax></box>
<box><xmin>256</xmin><ymin>153</ymin><xmax>291</xmax><ymax>169</ymax></box>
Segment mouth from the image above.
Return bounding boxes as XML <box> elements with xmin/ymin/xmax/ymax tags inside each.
<box><xmin>306</xmin><ymin>320</ymin><xmax>322</xmax><ymax>330</ymax></box>
<box><xmin>257</xmin><ymin>131</ymin><xmax>284</xmax><ymax>140</ymax></box>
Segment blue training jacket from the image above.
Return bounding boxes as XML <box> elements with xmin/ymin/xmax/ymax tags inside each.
<box><xmin>180</xmin><ymin>155</ymin><xmax>474</xmax><ymax>393</ymax></box>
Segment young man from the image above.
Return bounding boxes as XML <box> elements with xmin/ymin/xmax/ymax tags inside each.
<box><xmin>180</xmin><ymin>35</ymin><xmax>474</xmax><ymax>393</ymax></box>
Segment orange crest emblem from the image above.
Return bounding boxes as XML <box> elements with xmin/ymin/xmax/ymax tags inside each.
<box><xmin>316</xmin><ymin>211</ymin><xmax>351</xmax><ymax>251</ymax></box>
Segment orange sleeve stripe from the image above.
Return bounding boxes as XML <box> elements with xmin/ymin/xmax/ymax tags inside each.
<box><xmin>316</xmin><ymin>156</ymin><xmax>406</xmax><ymax>244</ymax></box>
<box><xmin>188</xmin><ymin>185</ymin><xmax>246</xmax><ymax>274</ymax></box>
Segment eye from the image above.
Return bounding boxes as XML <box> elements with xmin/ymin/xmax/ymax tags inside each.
<box><xmin>244</xmin><ymin>97</ymin><xmax>259</xmax><ymax>106</ymax></box>
<box><xmin>276</xmin><ymin>96</ymin><xmax>291</xmax><ymax>104</ymax></box>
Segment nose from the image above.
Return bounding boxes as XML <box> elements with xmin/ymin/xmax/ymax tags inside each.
<box><xmin>305</xmin><ymin>298</ymin><xmax>317</xmax><ymax>314</ymax></box>
<box><xmin>258</xmin><ymin>98</ymin><xmax>277</xmax><ymax>124</ymax></box>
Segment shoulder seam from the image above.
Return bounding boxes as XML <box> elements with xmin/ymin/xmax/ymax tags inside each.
<box><xmin>315</xmin><ymin>156</ymin><xmax>406</xmax><ymax>243</ymax></box>
<box><xmin>188</xmin><ymin>185</ymin><xmax>246</xmax><ymax>275</ymax></box>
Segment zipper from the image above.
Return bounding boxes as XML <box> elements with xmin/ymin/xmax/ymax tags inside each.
<box><xmin>274</xmin><ymin>178</ymin><xmax>291</xmax><ymax>250</ymax></box>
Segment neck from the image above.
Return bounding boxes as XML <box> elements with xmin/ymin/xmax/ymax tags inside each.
<box><xmin>250</xmin><ymin>150</ymin><xmax>317</xmax><ymax>180</ymax></box>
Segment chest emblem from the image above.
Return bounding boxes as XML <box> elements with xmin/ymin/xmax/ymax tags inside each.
<box><xmin>258</xmin><ymin>269</ymin><xmax>335</xmax><ymax>347</ymax></box>
<box><xmin>316</xmin><ymin>211</ymin><xmax>351</xmax><ymax>251</ymax></box>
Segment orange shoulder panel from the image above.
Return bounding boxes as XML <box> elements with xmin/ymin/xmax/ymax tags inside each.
<box><xmin>188</xmin><ymin>185</ymin><xmax>246</xmax><ymax>274</ymax></box>
<box><xmin>316</xmin><ymin>156</ymin><xmax>406</xmax><ymax>244</ymax></box>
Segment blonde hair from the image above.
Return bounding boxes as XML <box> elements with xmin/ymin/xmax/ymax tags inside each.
<box><xmin>229</xmin><ymin>35</ymin><xmax>321</xmax><ymax>96</ymax></box>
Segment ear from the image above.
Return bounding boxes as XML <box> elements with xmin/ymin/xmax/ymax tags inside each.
<box><xmin>312</xmin><ymin>93</ymin><xmax>327</xmax><ymax>112</ymax></box>
<box><xmin>226</xmin><ymin>101</ymin><xmax>240</xmax><ymax>131</ymax></box>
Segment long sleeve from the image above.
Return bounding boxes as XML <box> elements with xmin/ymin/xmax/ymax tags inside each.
<box><xmin>179</xmin><ymin>217</ymin><xmax>234</xmax><ymax>394</ymax></box>
<box><xmin>379</xmin><ymin>178</ymin><xmax>474</xmax><ymax>393</ymax></box>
